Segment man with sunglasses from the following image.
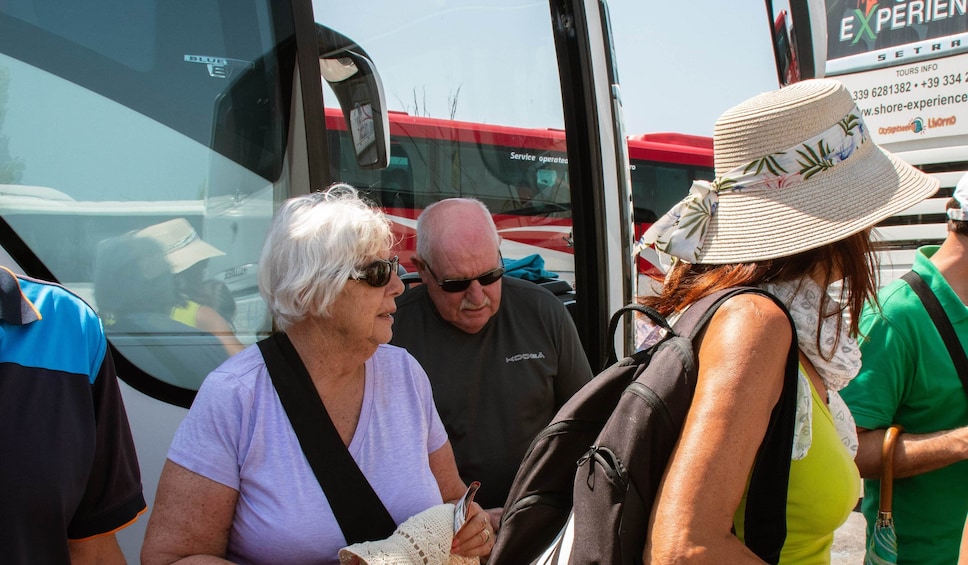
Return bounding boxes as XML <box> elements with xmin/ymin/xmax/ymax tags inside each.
<box><xmin>390</xmin><ymin>198</ymin><xmax>592</xmax><ymax>527</ymax></box>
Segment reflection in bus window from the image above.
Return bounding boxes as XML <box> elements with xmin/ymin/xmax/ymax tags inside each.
<box><xmin>94</xmin><ymin>232</ymin><xmax>231</xmax><ymax>390</ymax></box>
<box><xmin>0</xmin><ymin>2</ymin><xmax>282</xmax><ymax>393</ymax></box>
<box><xmin>327</xmin><ymin>109</ymin><xmax>570</xmax><ymax>212</ymax></box>
<box><xmin>325</xmin><ymin>109</ymin><xmax>576</xmax><ymax>281</ymax></box>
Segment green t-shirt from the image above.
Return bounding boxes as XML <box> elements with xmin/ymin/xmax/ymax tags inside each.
<box><xmin>840</xmin><ymin>246</ymin><xmax>968</xmax><ymax>565</ymax></box>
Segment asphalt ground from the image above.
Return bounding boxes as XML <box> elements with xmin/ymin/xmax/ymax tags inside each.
<box><xmin>832</xmin><ymin>510</ymin><xmax>868</xmax><ymax>564</ymax></box>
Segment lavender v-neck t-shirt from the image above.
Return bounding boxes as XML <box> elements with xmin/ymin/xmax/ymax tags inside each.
<box><xmin>167</xmin><ymin>343</ymin><xmax>448</xmax><ymax>564</ymax></box>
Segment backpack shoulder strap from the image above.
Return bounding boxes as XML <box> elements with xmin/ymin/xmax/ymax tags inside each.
<box><xmin>257</xmin><ymin>332</ymin><xmax>397</xmax><ymax>544</ymax></box>
<box><xmin>671</xmin><ymin>287</ymin><xmax>765</xmax><ymax>339</ymax></box>
<box><xmin>901</xmin><ymin>270</ymin><xmax>968</xmax><ymax>395</ymax></box>
<box><xmin>739</xmin><ymin>290</ymin><xmax>798</xmax><ymax>565</ymax></box>
<box><xmin>605</xmin><ymin>303</ymin><xmax>673</xmax><ymax>366</ymax></box>
<box><xmin>671</xmin><ymin>286</ymin><xmax>798</xmax><ymax>565</ymax></box>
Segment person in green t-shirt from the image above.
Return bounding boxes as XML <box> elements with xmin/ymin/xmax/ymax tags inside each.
<box><xmin>841</xmin><ymin>172</ymin><xmax>968</xmax><ymax>565</ymax></box>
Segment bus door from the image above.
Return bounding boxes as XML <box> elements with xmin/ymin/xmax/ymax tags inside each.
<box><xmin>317</xmin><ymin>1</ymin><xmax>635</xmax><ymax>357</ymax></box>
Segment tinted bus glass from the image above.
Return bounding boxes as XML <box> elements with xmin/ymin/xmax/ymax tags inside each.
<box><xmin>317</xmin><ymin>2</ymin><xmax>576</xmax><ymax>282</ymax></box>
<box><xmin>0</xmin><ymin>2</ymin><xmax>291</xmax><ymax>391</ymax></box>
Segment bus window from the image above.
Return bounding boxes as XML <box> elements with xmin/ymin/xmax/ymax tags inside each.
<box><xmin>0</xmin><ymin>9</ymin><xmax>285</xmax><ymax>392</ymax></box>
<box><xmin>626</xmin><ymin>132</ymin><xmax>714</xmax><ymax>276</ymax></box>
<box><xmin>318</xmin><ymin>3</ymin><xmax>577</xmax><ymax>283</ymax></box>
<box><xmin>0</xmin><ymin>4</ymin><xmax>394</xmax><ymax>397</ymax></box>
<box><xmin>631</xmin><ymin>164</ymin><xmax>691</xmax><ymax>224</ymax></box>
<box><xmin>378</xmin><ymin>152</ymin><xmax>415</xmax><ymax>209</ymax></box>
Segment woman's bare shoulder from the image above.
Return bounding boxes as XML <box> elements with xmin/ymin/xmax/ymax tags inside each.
<box><xmin>696</xmin><ymin>291</ymin><xmax>793</xmax><ymax>382</ymax></box>
<box><xmin>707</xmin><ymin>292</ymin><xmax>791</xmax><ymax>341</ymax></box>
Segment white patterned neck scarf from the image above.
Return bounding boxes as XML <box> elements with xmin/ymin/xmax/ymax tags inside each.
<box><xmin>635</xmin><ymin>110</ymin><xmax>869</xmax><ymax>263</ymax></box>
<box><xmin>760</xmin><ymin>277</ymin><xmax>861</xmax><ymax>459</ymax></box>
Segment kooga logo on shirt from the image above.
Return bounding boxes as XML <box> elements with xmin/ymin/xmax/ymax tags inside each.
<box><xmin>506</xmin><ymin>352</ymin><xmax>546</xmax><ymax>363</ymax></box>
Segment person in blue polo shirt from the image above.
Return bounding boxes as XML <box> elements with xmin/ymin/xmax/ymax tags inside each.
<box><xmin>0</xmin><ymin>267</ymin><xmax>145</xmax><ymax>564</ymax></box>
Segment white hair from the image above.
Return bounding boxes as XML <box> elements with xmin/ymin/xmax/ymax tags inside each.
<box><xmin>258</xmin><ymin>184</ymin><xmax>393</xmax><ymax>331</ymax></box>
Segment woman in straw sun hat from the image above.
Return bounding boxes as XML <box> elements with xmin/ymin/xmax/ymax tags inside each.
<box><xmin>134</xmin><ymin>218</ymin><xmax>244</xmax><ymax>356</ymax></box>
<box><xmin>636</xmin><ymin>79</ymin><xmax>937</xmax><ymax>564</ymax></box>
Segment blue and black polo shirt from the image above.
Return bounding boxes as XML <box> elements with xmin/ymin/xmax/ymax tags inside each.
<box><xmin>0</xmin><ymin>267</ymin><xmax>146</xmax><ymax>563</ymax></box>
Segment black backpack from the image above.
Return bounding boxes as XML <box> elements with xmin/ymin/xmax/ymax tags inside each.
<box><xmin>489</xmin><ymin>287</ymin><xmax>799</xmax><ymax>565</ymax></box>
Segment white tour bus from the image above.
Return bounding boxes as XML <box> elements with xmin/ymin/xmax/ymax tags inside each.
<box><xmin>0</xmin><ymin>1</ymin><xmax>641</xmax><ymax>558</ymax></box>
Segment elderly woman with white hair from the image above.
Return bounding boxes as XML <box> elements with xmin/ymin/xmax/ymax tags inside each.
<box><xmin>142</xmin><ymin>185</ymin><xmax>494</xmax><ymax>564</ymax></box>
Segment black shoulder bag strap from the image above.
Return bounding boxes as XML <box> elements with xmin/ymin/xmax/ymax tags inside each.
<box><xmin>901</xmin><ymin>271</ymin><xmax>968</xmax><ymax>393</ymax></box>
<box><xmin>257</xmin><ymin>332</ymin><xmax>397</xmax><ymax>544</ymax></box>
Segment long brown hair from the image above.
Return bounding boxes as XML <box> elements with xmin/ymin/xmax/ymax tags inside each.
<box><xmin>639</xmin><ymin>231</ymin><xmax>879</xmax><ymax>358</ymax></box>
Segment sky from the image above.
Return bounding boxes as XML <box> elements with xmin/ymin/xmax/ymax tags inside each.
<box><xmin>318</xmin><ymin>1</ymin><xmax>784</xmax><ymax>140</ymax></box>
<box><xmin>607</xmin><ymin>1</ymin><xmax>781</xmax><ymax>137</ymax></box>
<box><xmin>0</xmin><ymin>0</ymin><xmax>785</xmax><ymax>205</ymax></box>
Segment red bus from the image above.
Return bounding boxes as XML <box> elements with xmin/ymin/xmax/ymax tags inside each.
<box><xmin>326</xmin><ymin>108</ymin><xmax>714</xmax><ymax>283</ymax></box>
<box><xmin>628</xmin><ymin>132</ymin><xmax>715</xmax><ymax>278</ymax></box>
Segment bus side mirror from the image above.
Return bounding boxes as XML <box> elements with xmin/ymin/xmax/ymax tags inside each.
<box><xmin>764</xmin><ymin>0</ymin><xmax>827</xmax><ymax>85</ymax></box>
<box><xmin>317</xmin><ymin>25</ymin><xmax>390</xmax><ymax>170</ymax></box>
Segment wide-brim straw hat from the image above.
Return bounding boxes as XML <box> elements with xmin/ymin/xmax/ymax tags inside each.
<box><xmin>134</xmin><ymin>218</ymin><xmax>224</xmax><ymax>273</ymax></box>
<box><xmin>696</xmin><ymin>79</ymin><xmax>938</xmax><ymax>264</ymax></box>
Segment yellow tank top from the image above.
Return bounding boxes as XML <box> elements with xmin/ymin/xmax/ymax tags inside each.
<box><xmin>734</xmin><ymin>368</ymin><xmax>861</xmax><ymax>564</ymax></box>
<box><xmin>170</xmin><ymin>300</ymin><xmax>201</xmax><ymax>328</ymax></box>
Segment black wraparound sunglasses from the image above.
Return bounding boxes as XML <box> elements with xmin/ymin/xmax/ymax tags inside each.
<box><xmin>351</xmin><ymin>256</ymin><xmax>399</xmax><ymax>287</ymax></box>
<box><xmin>425</xmin><ymin>256</ymin><xmax>505</xmax><ymax>293</ymax></box>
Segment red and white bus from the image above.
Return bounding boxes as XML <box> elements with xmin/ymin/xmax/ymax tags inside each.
<box><xmin>325</xmin><ymin>108</ymin><xmax>714</xmax><ymax>282</ymax></box>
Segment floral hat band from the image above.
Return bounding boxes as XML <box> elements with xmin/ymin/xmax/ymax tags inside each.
<box><xmin>637</xmin><ymin>109</ymin><xmax>870</xmax><ymax>263</ymax></box>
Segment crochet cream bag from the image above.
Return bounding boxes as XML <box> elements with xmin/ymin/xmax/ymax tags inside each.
<box><xmin>339</xmin><ymin>504</ymin><xmax>479</xmax><ymax>565</ymax></box>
